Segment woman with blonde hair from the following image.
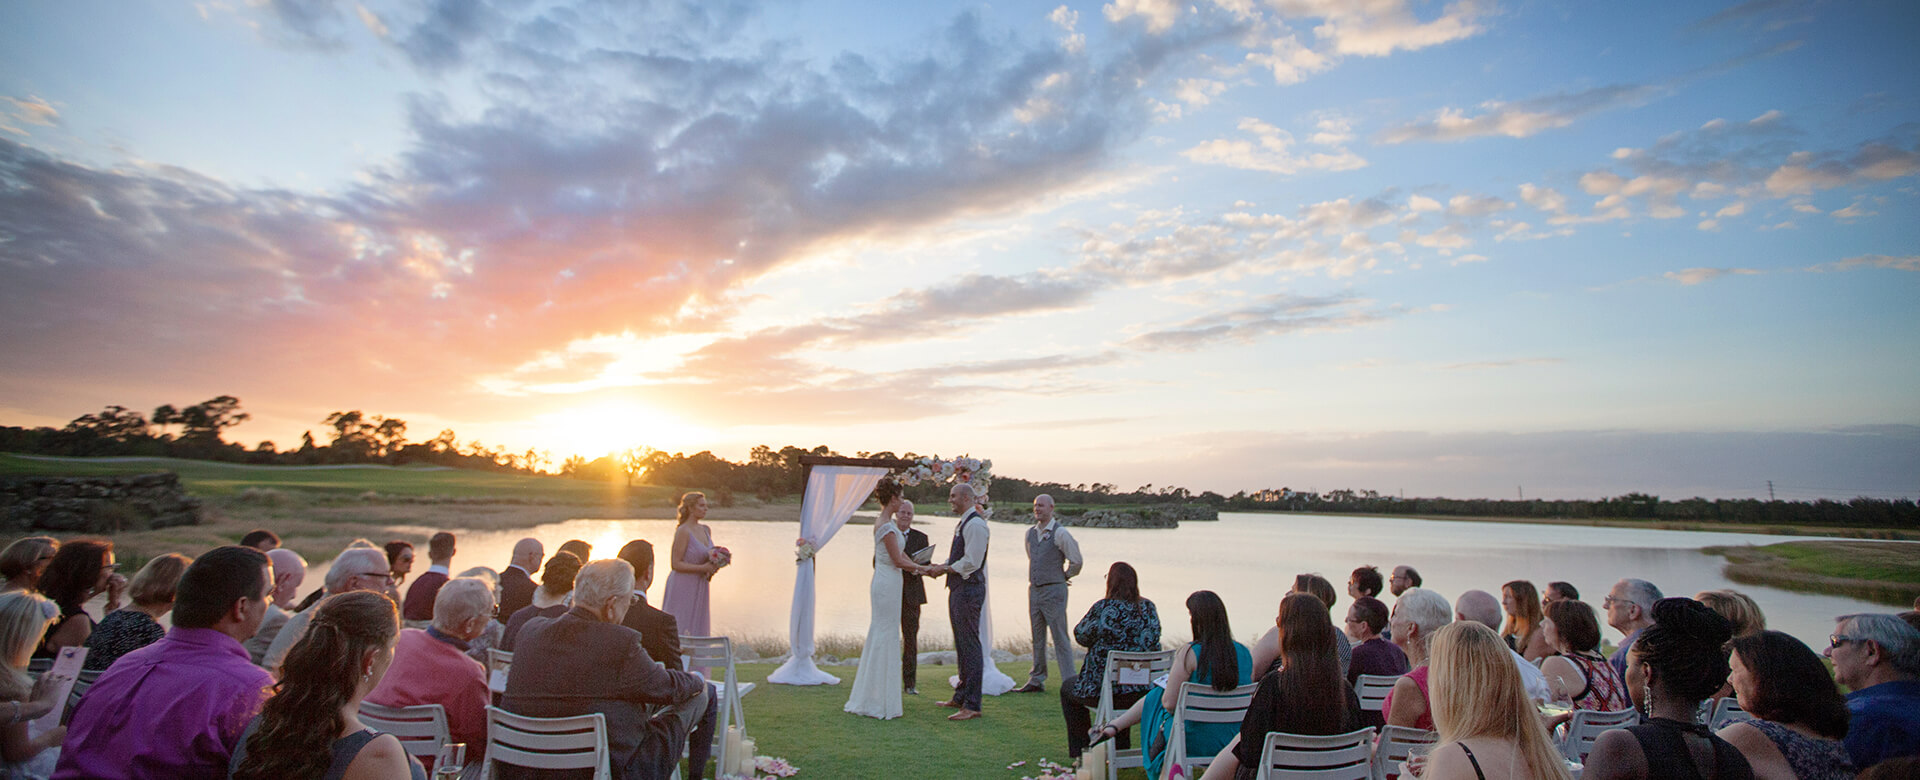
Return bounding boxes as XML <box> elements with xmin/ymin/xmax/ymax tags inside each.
<box><xmin>0</xmin><ymin>591</ymin><xmax>71</xmax><ymax>777</ymax></box>
<box><xmin>0</xmin><ymin>539</ymin><xmax>58</xmax><ymax>595</ymax></box>
<box><xmin>1501</xmin><ymin>580</ymin><xmax>1549</xmax><ymax>662</ymax></box>
<box><xmin>1414</xmin><ymin>621</ymin><xmax>1573</xmax><ymax>779</ymax></box>
<box><xmin>661</xmin><ymin>491</ymin><xmax>727</xmax><ymax>637</ymax></box>
<box><xmin>1695</xmin><ymin>591</ymin><xmax>1765</xmax><ymax>638</ymax></box>
<box><xmin>82</xmin><ymin>553</ymin><xmax>192</xmax><ymax>672</ymax></box>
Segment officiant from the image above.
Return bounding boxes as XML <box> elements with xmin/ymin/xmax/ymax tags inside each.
<box><xmin>896</xmin><ymin>500</ymin><xmax>931</xmax><ymax>696</ymax></box>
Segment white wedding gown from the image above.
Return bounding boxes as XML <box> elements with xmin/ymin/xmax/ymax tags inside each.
<box><xmin>843</xmin><ymin>520</ymin><xmax>905</xmax><ymax>719</ymax></box>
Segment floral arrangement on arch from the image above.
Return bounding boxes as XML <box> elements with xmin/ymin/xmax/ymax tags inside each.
<box><xmin>892</xmin><ymin>454</ymin><xmax>993</xmax><ymax>502</ymax></box>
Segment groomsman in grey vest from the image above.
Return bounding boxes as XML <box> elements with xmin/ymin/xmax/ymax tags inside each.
<box><xmin>1014</xmin><ymin>494</ymin><xmax>1083</xmax><ymax>693</ymax></box>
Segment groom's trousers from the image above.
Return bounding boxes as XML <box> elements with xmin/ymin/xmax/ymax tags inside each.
<box><xmin>949</xmin><ymin>584</ymin><xmax>985</xmax><ymax>711</ymax></box>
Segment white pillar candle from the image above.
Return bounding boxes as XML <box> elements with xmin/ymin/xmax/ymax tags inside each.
<box><xmin>723</xmin><ymin>726</ymin><xmax>743</xmax><ymax>775</ymax></box>
<box><xmin>739</xmin><ymin>737</ymin><xmax>757</xmax><ymax>775</ymax></box>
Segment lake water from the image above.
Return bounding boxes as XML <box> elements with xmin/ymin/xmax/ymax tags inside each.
<box><xmin>320</xmin><ymin>512</ymin><xmax>1913</xmax><ymax>653</ymax></box>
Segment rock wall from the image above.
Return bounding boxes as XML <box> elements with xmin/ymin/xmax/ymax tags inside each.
<box><xmin>0</xmin><ymin>473</ymin><xmax>204</xmax><ymax>533</ymax></box>
<box><xmin>991</xmin><ymin>503</ymin><xmax>1219</xmax><ymax>528</ymax></box>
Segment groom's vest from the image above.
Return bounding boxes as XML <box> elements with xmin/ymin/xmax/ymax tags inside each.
<box><xmin>1027</xmin><ymin>523</ymin><xmax>1068</xmax><ymax>587</ymax></box>
<box><xmin>945</xmin><ymin>510</ymin><xmax>987</xmax><ymax>591</ymax></box>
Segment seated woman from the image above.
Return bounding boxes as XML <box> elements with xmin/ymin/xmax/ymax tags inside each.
<box><xmin>83</xmin><ymin>553</ymin><xmax>191</xmax><ymax>672</ymax></box>
<box><xmin>1088</xmin><ymin>591</ymin><xmax>1249</xmax><ymax>780</ymax></box>
<box><xmin>1717</xmin><ymin>630</ymin><xmax>1855</xmax><ymax>780</ymax></box>
<box><xmin>0</xmin><ymin>591</ymin><xmax>70</xmax><ymax>778</ymax></box>
<box><xmin>499</xmin><ymin>552</ymin><xmax>581</xmax><ymax>652</ymax></box>
<box><xmin>1199</xmin><ymin>592</ymin><xmax>1361</xmax><ymax>780</ymax></box>
<box><xmin>1501</xmin><ymin>580</ymin><xmax>1550</xmax><ymax>662</ymax></box>
<box><xmin>1415</xmin><ymin>621</ymin><xmax>1572</xmax><ymax>780</ymax></box>
<box><xmin>1538</xmin><ymin>599</ymin><xmax>1632</xmax><ymax>712</ymax></box>
<box><xmin>1251</xmin><ymin>573</ymin><xmax>1350</xmax><ymax>679</ymax></box>
<box><xmin>1061</xmin><ymin>562</ymin><xmax>1160</xmax><ymax>761</ymax></box>
<box><xmin>1382</xmin><ymin>588</ymin><xmax>1452</xmax><ymax>731</ymax></box>
<box><xmin>229</xmin><ymin>590</ymin><xmax>422</xmax><ymax>780</ymax></box>
<box><xmin>33</xmin><ymin>540</ymin><xmax>125</xmax><ymax>659</ymax></box>
<box><xmin>1343</xmin><ymin>596</ymin><xmax>1409</xmax><ymax>728</ymax></box>
<box><xmin>1584</xmin><ymin>598</ymin><xmax>1753</xmax><ymax>780</ymax></box>
<box><xmin>1696</xmin><ymin>591</ymin><xmax>1765</xmax><ymax>639</ymax></box>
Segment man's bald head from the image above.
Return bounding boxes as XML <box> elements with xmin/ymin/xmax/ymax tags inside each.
<box><xmin>1456</xmin><ymin>589</ymin><xmax>1503</xmax><ymax>630</ymax></box>
<box><xmin>1033</xmin><ymin>494</ymin><xmax>1055</xmax><ymax>524</ymax></box>
<box><xmin>512</xmin><ymin>538</ymin><xmax>544</xmax><ymax>571</ymax></box>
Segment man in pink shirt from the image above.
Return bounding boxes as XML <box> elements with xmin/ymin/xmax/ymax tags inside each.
<box><xmin>366</xmin><ymin>577</ymin><xmax>494</xmax><ymax>767</ymax></box>
<box><xmin>54</xmin><ymin>545</ymin><xmax>275</xmax><ymax>779</ymax></box>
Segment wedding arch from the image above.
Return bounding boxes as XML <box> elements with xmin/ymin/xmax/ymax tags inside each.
<box><xmin>766</xmin><ymin>454</ymin><xmax>1014</xmax><ymax>692</ymax></box>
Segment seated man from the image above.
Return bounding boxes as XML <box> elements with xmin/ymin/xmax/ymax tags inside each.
<box><xmin>366</xmin><ymin>577</ymin><xmax>494</xmax><ymax>770</ymax></box>
<box><xmin>618</xmin><ymin>539</ymin><xmax>719</xmax><ymax>780</ymax></box>
<box><xmin>1454</xmin><ymin>589</ymin><xmax>1553</xmax><ymax>702</ymax></box>
<box><xmin>502</xmin><ymin>560</ymin><xmax>710</xmax><ymax>780</ymax></box>
<box><xmin>1828</xmin><ymin>612</ymin><xmax>1920</xmax><ymax>770</ymax></box>
<box><xmin>54</xmin><ymin>546</ymin><xmax>275</xmax><ymax>779</ymax></box>
<box><xmin>262</xmin><ymin>546</ymin><xmax>392</xmax><ymax>676</ymax></box>
<box><xmin>401</xmin><ymin>531</ymin><xmax>457</xmax><ymax>624</ymax></box>
<box><xmin>243</xmin><ymin>547</ymin><xmax>306</xmax><ymax>664</ymax></box>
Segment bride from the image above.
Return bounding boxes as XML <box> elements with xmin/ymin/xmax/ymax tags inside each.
<box><xmin>845</xmin><ymin>494</ymin><xmax>936</xmax><ymax>719</ymax></box>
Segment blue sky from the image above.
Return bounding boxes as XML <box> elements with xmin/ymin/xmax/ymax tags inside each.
<box><xmin>1</xmin><ymin>0</ymin><xmax>1915</xmax><ymax>499</ymax></box>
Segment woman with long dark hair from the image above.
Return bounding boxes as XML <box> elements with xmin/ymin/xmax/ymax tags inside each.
<box><xmin>228</xmin><ymin>591</ymin><xmax>422</xmax><ymax>780</ymax></box>
<box><xmin>1061</xmin><ymin>562</ymin><xmax>1160</xmax><ymax>760</ymax></box>
<box><xmin>1201</xmin><ymin>592</ymin><xmax>1361</xmax><ymax>780</ymax></box>
<box><xmin>1584</xmin><ymin>598</ymin><xmax>1754</xmax><ymax>780</ymax></box>
<box><xmin>1091</xmin><ymin>591</ymin><xmax>1251</xmax><ymax>779</ymax></box>
<box><xmin>33</xmin><ymin>540</ymin><xmax>125</xmax><ymax>658</ymax></box>
<box><xmin>1717</xmin><ymin>631</ymin><xmax>1854</xmax><ymax>779</ymax></box>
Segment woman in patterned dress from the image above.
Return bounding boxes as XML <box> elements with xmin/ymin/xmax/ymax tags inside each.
<box><xmin>1717</xmin><ymin>630</ymin><xmax>1856</xmax><ymax>780</ymax></box>
<box><xmin>1060</xmin><ymin>562</ymin><xmax>1160</xmax><ymax>760</ymax></box>
<box><xmin>1539</xmin><ymin>599</ymin><xmax>1633</xmax><ymax>712</ymax></box>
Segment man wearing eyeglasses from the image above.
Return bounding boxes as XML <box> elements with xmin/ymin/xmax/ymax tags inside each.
<box><xmin>1603</xmin><ymin>578</ymin><xmax>1661</xmax><ymax>681</ymax></box>
<box><xmin>259</xmin><ymin>547</ymin><xmax>393</xmax><ymax>676</ymax></box>
<box><xmin>1826</xmin><ymin>613</ymin><xmax>1920</xmax><ymax>771</ymax></box>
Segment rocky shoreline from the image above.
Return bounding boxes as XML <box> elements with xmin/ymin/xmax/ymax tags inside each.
<box><xmin>1</xmin><ymin>473</ymin><xmax>204</xmax><ymax>533</ymax></box>
<box><xmin>991</xmin><ymin>503</ymin><xmax>1218</xmax><ymax>528</ymax></box>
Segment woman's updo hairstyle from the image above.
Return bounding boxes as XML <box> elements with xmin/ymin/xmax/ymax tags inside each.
<box><xmin>677</xmin><ymin>491</ymin><xmax>706</xmax><ymax>525</ymax></box>
<box><xmin>1633</xmin><ymin>597</ymin><xmax>1734</xmax><ymax>702</ymax></box>
<box><xmin>872</xmin><ymin>478</ymin><xmax>902</xmax><ymax>507</ymax></box>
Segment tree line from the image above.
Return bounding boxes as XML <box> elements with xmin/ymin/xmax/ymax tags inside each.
<box><xmin>2</xmin><ymin>401</ymin><xmax>1912</xmax><ymax>528</ymax></box>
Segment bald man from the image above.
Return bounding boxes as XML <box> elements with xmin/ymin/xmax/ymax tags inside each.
<box><xmin>1014</xmin><ymin>494</ymin><xmax>1082</xmax><ymax>694</ymax></box>
<box><xmin>497</xmin><ymin>538</ymin><xmax>543</xmax><ymax>624</ymax></box>
<box><xmin>1455</xmin><ymin>589</ymin><xmax>1552</xmax><ymax>702</ymax></box>
<box><xmin>929</xmin><ymin>482</ymin><xmax>990</xmax><ymax>720</ymax></box>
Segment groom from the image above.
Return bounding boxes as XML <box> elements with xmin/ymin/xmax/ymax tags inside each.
<box><xmin>930</xmin><ymin>482</ymin><xmax>989</xmax><ymax>721</ymax></box>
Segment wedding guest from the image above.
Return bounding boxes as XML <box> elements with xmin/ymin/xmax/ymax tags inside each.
<box><xmin>382</xmin><ymin>540</ymin><xmax>414</xmax><ymax>603</ymax></box>
<box><xmin>452</xmin><ymin>567</ymin><xmax>503</xmax><ymax>665</ymax></box>
<box><xmin>1583</xmin><ymin>598</ymin><xmax>1751</xmax><ymax>780</ymax></box>
<box><xmin>897</xmin><ymin>501</ymin><xmax>931</xmax><ymax>696</ymax></box>
<box><xmin>1455</xmin><ymin>589</ymin><xmax>1552</xmax><ymax>702</ymax></box>
<box><xmin>617</xmin><ymin>540</ymin><xmax>719</xmax><ymax>780</ymax></box>
<box><xmin>83</xmin><ymin>553</ymin><xmax>190</xmax><ymax>671</ymax></box>
<box><xmin>1544</xmin><ymin>581</ymin><xmax>1579</xmax><ymax>607</ymax></box>
<box><xmin>1901</xmin><ymin>611</ymin><xmax>1920</xmax><ymax>633</ymax></box>
<box><xmin>662</xmin><ymin>492</ymin><xmax>724</xmax><ymax>638</ymax></box>
<box><xmin>228</xmin><ymin>591</ymin><xmax>421</xmax><ymax>780</ymax></box>
<box><xmin>1015</xmin><ymin>494</ymin><xmax>1083</xmax><ymax>694</ymax></box>
<box><xmin>496</xmin><ymin>539</ymin><xmax>543</xmax><ymax>623</ymax></box>
<box><xmin>292</xmin><ymin>539</ymin><xmax>379</xmax><ymax>614</ymax></box>
<box><xmin>1414</xmin><ymin>621</ymin><xmax>1573</xmax><ymax>780</ymax></box>
<box><xmin>243</xmin><ymin>548</ymin><xmax>307</xmax><ymax>665</ymax></box>
<box><xmin>1252</xmin><ymin>573</ymin><xmax>1349</xmax><ymax>679</ymax></box>
<box><xmin>1502</xmin><ymin>580</ymin><xmax>1551</xmax><ymax>662</ymax></box>
<box><xmin>262</xmin><ymin>547</ymin><xmax>391</xmax><ymax>676</ymax></box>
<box><xmin>1605</xmin><ymin>578</ymin><xmax>1662</xmax><ymax>680</ymax></box>
<box><xmin>1539</xmin><ymin>599</ymin><xmax>1631</xmax><ymax>712</ymax></box>
<box><xmin>1348</xmin><ymin>565</ymin><xmax>1384</xmax><ymax>600</ymax></box>
<box><xmin>34</xmin><ymin>540</ymin><xmax>125</xmax><ymax>658</ymax></box>
<box><xmin>1383</xmin><ymin>587</ymin><xmax>1451</xmax><ymax>730</ymax></box>
<box><xmin>1718</xmin><ymin>630</ymin><xmax>1855</xmax><ymax>780</ymax></box>
<box><xmin>1200</xmin><ymin>592</ymin><xmax>1362</xmax><ymax>780</ymax></box>
<box><xmin>0</xmin><ymin>591</ymin><xmax>68</xmax><ymax>777</ymax></box>
<box><xmin>55</xmin><ymin>546</ymin><xmax>275</xmax><ymax>780</ymax></box>
<box><xmin>1826</xmin><ymin>612</ymin><xmax>1920</xmax><ymax>771</ymax></box>
<box><xmin>401</xmin><ymin>532</ymin><xmax>456</xmax><ymax>623</ymax></box>
<box><xmin>502</xmin><ymin>560</ymin><xmax>709</xmax><ymax>780</ymax></box>
<box><xmin>1697</xmin><ymin>590</ymin><xmax>1766</xmax><ymax>638</ymax></box>
<box><xmin>365</xmin><ymin>578</ymin><xmax>494</xmax><ymax>773</ymax></box>
<box><xmin>1088</xmin><ymin>591</ymin><xmax>1250</xmax><ymax>780</ymax></box>
<box><xmin>1389</xmin><ymin>565</ymin><xmax>1422</xmax><ymax>597</ymax></box>
<box><xmin>558</xmin><ymin>539</ymin><xmax>592</xmax><ymax>563</ymax></box>
<box><xmin>239</xmin><ymin>530</ymin><xmax>279</xmax><ymax>552</ymax></box>
<box><xmin>1061</xmin><ymin>562</ymin><xmax>1160</xmax><ymax>760</ymax></box>
<box><xmin>1344</xmin><ymin>596</ymin><xmax>1409</xmax><ymax>726</ymax></box>
<box><xmin>500</xmin><ymin>551</ymin><xmax>581</xmax><ymax>652</ymax></box>
<box><xmin>0</xmin><ymin>538</ymin><xmax>57</xmax><ymax>594</ymax></box>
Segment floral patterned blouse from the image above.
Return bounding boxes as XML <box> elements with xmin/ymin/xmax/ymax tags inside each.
<box><xmin>1067</xmin><ymin>597</ymin><xmax>1161</xmax><ymax>701</ymax></box>
<box><xmin>1748</xmin><ymin>719</ymin><xmax>1855</xmax><ymax>780</ymax></box>
<box><xmin>82</xmin><ymin>609</ymin><xmax>164</xmax><ymax>671</ymax></box>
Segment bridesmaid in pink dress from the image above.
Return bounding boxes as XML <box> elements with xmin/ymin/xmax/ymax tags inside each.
<box><xmin>661</xmin><ymin>491</ymin><xmax>722</xmax><ymax>637</ymax></box>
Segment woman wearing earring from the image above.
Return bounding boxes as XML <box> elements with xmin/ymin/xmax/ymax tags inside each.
<box><xmin>228</xmin><ymin>591</ymin><xmax>423</xmax><ymax>780</ymax></box>
<box><xmin>1583</xmin><ymin>598</ymin><xmax>1753</xmax><ymax>780</ymax></box>
<box><xmin>661</xmin><ymin>491</ymin><xmax>724</xmax><ymax>638</ymax></box>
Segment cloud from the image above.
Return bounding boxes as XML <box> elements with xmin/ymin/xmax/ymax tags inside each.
<box><xmin>1379</xmin><ymin>84</ymin><xmax>1661</xmax><ymax>144</ymax></box>
<box><xmin>1806</xmin><ymin>254</ymin><xmax>1920</xmax><ymax>273</ymax></box>
<box><xmin>1104</xmin><ymin>0</ymin><xmax>1182</xmax><ymax>33</ymax></box>
<box><xmin>1764</xmin><ymin>143</ymin><xmax>1920</xmax><ymax>196</ymax></box>
<box><xmin>1183</xmin><ymin>117</ymin><xmax>1367</xmax><ymax>174</ymax></box>
<box><xmin>1285</xmin><ymin>0</ymin><xmax>1491</xmax><ymax>58</ymax></box>
<box><xmin>1664</xmin><ymin>267</ymin><xmax>1764</xmax><ymax>285</ymax></box>
<box><xmin>1125</xmin><ymin>293</ymin><xmax>1392</xmax><ymax>351</ymax></box>
<box><xmin>0</xmin><ymin>96</ymin><xmax>60</xmax><ymax>136</ymax></box>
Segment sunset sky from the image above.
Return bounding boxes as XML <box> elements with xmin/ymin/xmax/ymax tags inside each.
<box><xmin>2</xmin><ymin>0</ymin><xmax>1915</xmax><ymax>500</ymax></box>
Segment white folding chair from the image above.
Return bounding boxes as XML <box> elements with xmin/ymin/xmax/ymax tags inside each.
<box><xmin>1560</xmin><ymin>708</ymin><xmax>1638</xmax><ymax>763</ymax></box>
<box><xmin>486</xmin><ymin>648</ymin><xmax>513</xmax><ymax>695</ymax></box>
<box><xmin>358</xmin><ymin>702</ymin><xmax>451</xmax><ymax>765</ymax></box>
<box><xmin>1166</xmin><ymin>681</ymin><xmax>1261</xmax><ymax>778</ymax></box>
<box><xmin>1097</xmin><ymin>649</ymin><xmax>1177</xmax><ymax>780</ymax></box>
<box><xmin>1254</xmin><ymin>727</ymin><xmax>1376</xmax><ymax>780</ymax></box>
<box><xmin>483</xmin><ymin>706</ymin><xmax>610</xmax><ymax>780</ymax></box>
<box><xmin>681</xmin><ymin>636</ymin><xmax>754</xmax><ymax>775</ymax></box>
<box><xmin>1708</xmin><ymin>697</ymin><xmax>1750</xmax><ymax>730</ymax></box>
<box><xmin>63</xmin><ymin>668</ymin><xmax>102</xmax><ymax>722</ymax></box>
<box><xmin>1353</xmin><ymin>674</ymin><xmax>1399</xmax><ymax>716</ymax></box>
<box><xmin>1370</xmin><ymin>725</ymin><xmax>1437</xmax><ymax>780</ymax></box>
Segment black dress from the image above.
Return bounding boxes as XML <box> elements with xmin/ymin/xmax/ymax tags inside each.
<box><xmin>1625</xmin><ymin>717</ymin><xmax>1755</xmax><ymax>780</ymax></box>
<box><xmin>83</xmin><ymin>609</ymin><xmax>165</xmax><ymax>671</ymax></box>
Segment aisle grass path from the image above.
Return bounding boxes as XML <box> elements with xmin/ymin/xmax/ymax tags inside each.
<box><xmin>732</xmin><ymin>661</ymin><xmax>1148</xmax><ymax>779</ymax></box>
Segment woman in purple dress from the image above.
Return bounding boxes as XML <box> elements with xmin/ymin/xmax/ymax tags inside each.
<box><xmin>661</xmin><ymin>491</ymin><xmax>725</xmax><ymax>637</ymax></box>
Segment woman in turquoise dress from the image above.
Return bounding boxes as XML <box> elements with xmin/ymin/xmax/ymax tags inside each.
<box><xmin>1089</xmin><ymin>590</ymin><xmax>1251</xmax><ymax>779</ymax></box>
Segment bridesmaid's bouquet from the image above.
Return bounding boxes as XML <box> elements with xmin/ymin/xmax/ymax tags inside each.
<box><xmin>709</xmin><ymin>546</ymin><xmax>732</xmax><ymax>569</ymax></box>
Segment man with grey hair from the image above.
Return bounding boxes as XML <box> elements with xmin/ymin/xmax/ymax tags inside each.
<box><xmin>1826</xmin><ymin>612</ymin><xmax>1920</xmax><ymax>770</ymax></box>
<box><xmin>497</xmin><ymin>537</ymin><xmax>544</xmax><ymax>624</ymax></box>
<box><xmin>366</xmin><ymin>578</ymin><xmax>494</xmax><ymax>766</ymax></box>
<box><xmin>505</xmin><ymin>560</ymin><xmax>709</xmax><ymax>779</ymax></box>
<box><xmin>927</xmin><ymin>482</ymin><xmax>990</xmax><ymax>720</ymax></box>
<box><xmin>261</xmin><ymin>546</ymin><xmax>391</xmax><ymax>675</ymax></box>
<box><xmin>1604</xmin><ymin>577</ymin><xmax>1661</xmax><ymax>680</ymax></box>
<box><xmin>243</xmin><ymin>547</ymin><xmax>307</xmax><ymax>664</ymax></box>
<box><xmin>1455</xmin><ymin>589</ymin><xmax>1552</xmax><ymax>702</ymax></box>
<box><xmin>1014</xmin><ymin>493</ymin><xmax>1082</xmax><ymax>694</ymax></box>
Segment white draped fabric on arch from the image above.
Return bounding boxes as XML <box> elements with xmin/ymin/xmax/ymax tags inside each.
<box><xmin>767</xmin><ymin>463</ymin><xmax>888</xmax><ymax>686</ymax></box>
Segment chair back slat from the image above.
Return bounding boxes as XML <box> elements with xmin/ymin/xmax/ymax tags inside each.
<box><xmin>1369</xmin><ymin>726</ymin><xmax>1438</xmax><ymax>780</ymax></box>
<box><xmin>1709</xmin><ymin>698</ymin><xmax>1750</xmax><ymax>730</ymax></box>
<box><xmin>1255</xmin><ymin>728</ymin><xmax>1375</xmax><ymax>780</ymax></box>
<box><xmin>1561</xmin><ymin>708</ymin><xmax>1638</xmax><ymax>763</ymax></box>
<box><xmin>1352</xmin><ymin>674</ymin><xmax>1398</xmax><ymax>713</ymax></box>
<box><xmin>1098</xmin><ymin>649</ymin><xmax>1176</xmax><ymax>780</ymax></box>
<box><xmin>679</xmin><ymin>635</ymin><xmax>754</xmax><ymax>774</ymax></box>
<box><xmin>1167</xmin><ymin>681</ymin><xmax>1261</xmax><ymax>776</ymax></box>
<box><xmin>358</xmin><ymin>702</ymin><xmax>451</xmax><ymax>759</ymax></box>
<box><xmin>484</xmin><ymin>707</ymin><xmax>610</xmax><ymax>780</ymax></box>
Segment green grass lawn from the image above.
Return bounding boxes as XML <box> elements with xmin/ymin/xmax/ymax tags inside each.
<box><xmin>0</xmin><ymin>453</ymin><xmax>684</xmax><ymax>502</ymax></box>
<box><xmin>730</xmin><ymin>661</ymin><xmax>1145</xmax><ymax>779</ymax></box>
<box><xmin>1706</xmin><ymin>539</ymin><xmax>1920</xmax><ymax>605</ymax></box>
